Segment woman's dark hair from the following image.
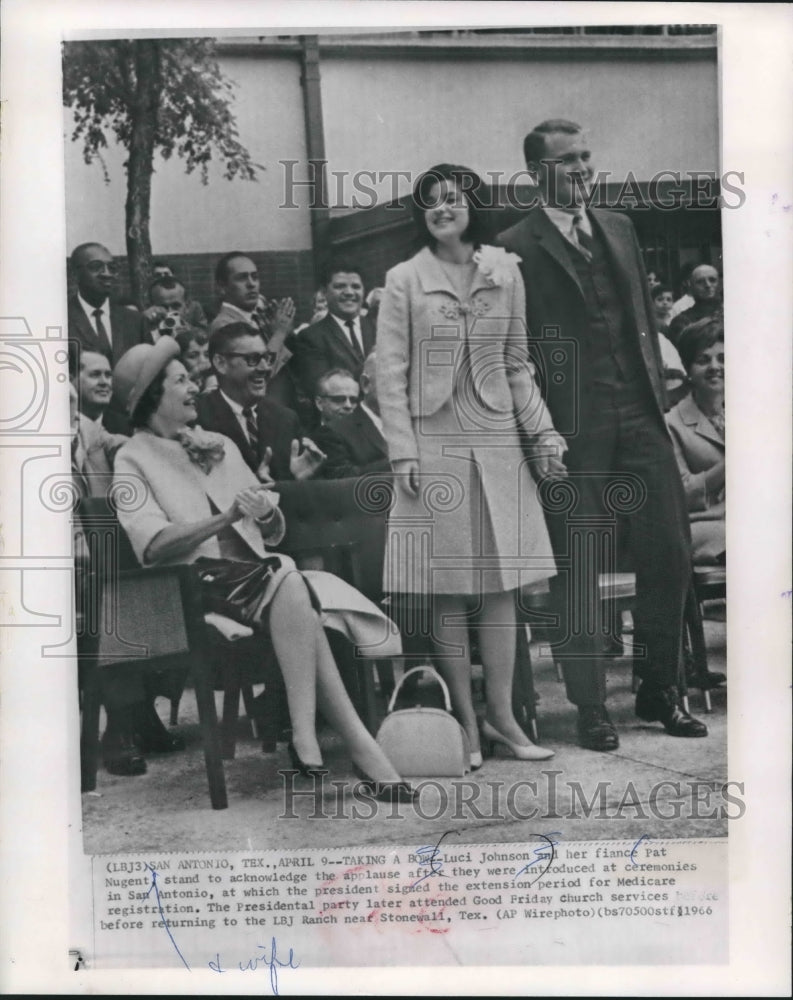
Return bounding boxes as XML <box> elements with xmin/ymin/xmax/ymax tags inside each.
<box><xmin>411</xmin><ymin>163</ymin><xmax>491</xmax><ymax>248</ymax></box>
<box><xmin>130</xmin><ymin>367</ymin><xmax>168</xmax><ymax>429</ymax></box>
<box><xmin>651</xmin><ymin>283</ymin><xmax>673</xmax><ymax>300</ymax></box>
<box><xmin>677</xmin><ymin>315</ymin><xmax>724</xmax><ymax>372</ymax></box>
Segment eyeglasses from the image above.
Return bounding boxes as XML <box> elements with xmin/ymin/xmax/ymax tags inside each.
<box><xmin>320</xmin><ymin>394</ymin><xmax>359</xmax><ymax>405</ymax></box>
<box><xmin>220</xmin><ymin>351</ymin><xmax>277</xmax><ymax>367</ymax></box>
<box><xmin>83</xmin><ymin>260</ymin><xmax>119</xmax><ymax>276</ymax></box>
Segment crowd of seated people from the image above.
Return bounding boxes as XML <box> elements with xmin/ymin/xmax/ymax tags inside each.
<box><xmin>68</xmin><ymin>237</ymin><xmax>725</xmax><ymax>785</ymax></box>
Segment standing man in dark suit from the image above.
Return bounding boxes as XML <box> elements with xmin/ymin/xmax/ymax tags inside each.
<box><xmin>67</xmin><ymin>243</ymin><xmax>152</xmax><ymax>365</ymax></box>
<box><xmin>289</xmin><ymin>258</ymin><xmax>376</xmax><ymax>401</ymax></box>
<box><xmin>498</xmin><ymin>118</ymin><xmax>706</xmax><ymax>750</ymax></box>
<box><xmin>196</xmin><ymin>322</ymin><xmax>325</xmax><ymax>482</ymax></box>
<box><xmin>314</xmin><ymin>352</ymin><xmax>391</xmax><ymax>478</ymax></box>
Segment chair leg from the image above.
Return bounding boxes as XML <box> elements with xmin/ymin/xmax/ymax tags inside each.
<box><xmin>79</xmin><ymin>657</ymin><xmax>101</xmax><ymax>793</ymax></box>
<box><xmin>240</xmin><ymin>684</ymin><xmax>259</xmax><ymax>738</ymax></box>
<box><xmin>192</xmin><ymin>653</ymin><xmax>228</xmax><ymax>810</ymax></box>
<box><xmin>685</xmin><ymin>581</ymin><xmax>714</xmax><ymax>713</ymax></box>
<box><xmin>169</xmin><ymin>696</ymin><xmax>180</xmax><ymax>726</ymax></box>
<box><xmin>221</xmin><ymin>672</ymin><xmax>242</xmax><ymax>760</ymax></box>
<box><xmin>513</xmin><ymin>625</ymin><xmax>539</xmax><ymax>741</ymax></box>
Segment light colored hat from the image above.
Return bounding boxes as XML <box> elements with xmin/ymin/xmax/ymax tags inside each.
<box><xmin>112</xmin><ymin>336</ymin><xmax>181</xmax><ymax>416</ymax></box>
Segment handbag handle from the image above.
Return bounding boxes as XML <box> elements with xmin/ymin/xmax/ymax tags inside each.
<box><xmin>386</xmin><ymin>665</ymin><xmax>453</xmax><ymax>715</ymax></box>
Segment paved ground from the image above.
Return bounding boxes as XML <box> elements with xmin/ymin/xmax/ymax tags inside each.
<box><xmin>82</xmin><ymin>612</ymin><xmax>727</xmax><ymax>855</ymax></box>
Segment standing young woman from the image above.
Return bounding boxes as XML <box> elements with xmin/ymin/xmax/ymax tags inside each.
<box><xmin>376</xmin><ymin>164</ymin><xmax>567</xmax><ymax>766</ymax></box>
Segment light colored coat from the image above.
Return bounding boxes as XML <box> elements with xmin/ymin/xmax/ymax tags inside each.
<box><xmin>665</xmin><ymin>393</ymin><xmax>725</xmax><ymax>516</ymax></box>
<box><xmin>375</xmin><ymin>245</ymin><xmax>560</xmax><ymax>463</ymax></box>
<box><xmin>113</xmin><ymin>430</ymin><xmax>284</xmax><ymax>566</ymax></box>
<box><xmin>665</xmin><ymin>393</ymin><xmax>725</xmax><ymax>563</ymax></box>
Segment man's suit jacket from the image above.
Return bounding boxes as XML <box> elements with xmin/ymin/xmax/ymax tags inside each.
<box><xmin>195</xmin><ymin>389</ymin><xmax>301</xmax><ymax>481</ymax></box>
<box><xmin>67</xmin><ymin>296</ymin><xmax>151</xmax><ymax>366</ymax></box>
<box><xmin>496</xmin><ymin>207</ymin><xmax>666</xmax><ymax>440</ymax></box>
<box><xmin>74</xmin><ymin>413</ymin><xmax>128</xmax><ymax>497</ymax></box>
<box><xmin>289</xmin><ymin>312</ymin><xmax>376</xmax><ymax>398</ymax></box>
<box><xmin>313</xmin><ymin>407</ymin><xmax>391</xmax><ymax>479</ymax></box>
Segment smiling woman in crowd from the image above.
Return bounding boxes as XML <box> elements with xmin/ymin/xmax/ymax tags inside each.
<box><xmin>665</xmin><ymin>316</ymin><xmax>725</xmax><ymax>565</ymax></box>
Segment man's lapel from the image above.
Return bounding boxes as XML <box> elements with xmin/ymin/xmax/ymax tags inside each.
<box><xmin>210</xmin><ymin>391</ymin><xmax>257</xmax><ymax>468</ymax></box>
<box><xmin>524</xmin><ymin>210</ymin><xmax>583</xmax><ymax>295</ymax></box>
<box><xmin>361</xmin><ymin>314</ymin><xmax>377</xmax><ymax>356</ymax></box>
<box><xmin>357</xmin><ymin>408</ymin><xmax>387</xmax><ymax>455</ymax></box>
<box><xmin>323</xmin><ymin>314</ymin><xmax>363</xmax><ymax>367</ymax></box>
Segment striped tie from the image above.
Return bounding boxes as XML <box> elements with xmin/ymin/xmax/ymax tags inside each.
<box><xmin>573</xmin><ymin>214</ymin><xmax>594</xmax><ymax>260</ymax></box>
<box><xmin>242</xmin><ymin>405</ymin><xmax>259</xmax><ymax>455</ymax></box>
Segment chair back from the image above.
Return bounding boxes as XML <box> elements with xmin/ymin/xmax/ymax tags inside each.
<box><xmin>274</xmin><ymin>475</ymin><xmax>391</xmax><ymax>600</ymax></box>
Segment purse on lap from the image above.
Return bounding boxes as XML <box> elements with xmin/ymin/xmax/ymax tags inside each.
<box><xmin>194</xmin><ymin>556</ymin><xmax>283</xmax><ymax>629</ymax></box>
<box><xmin>375</xmin><ymin>666</ymin><xmax>471</xmax><ymax>777</ymax></box>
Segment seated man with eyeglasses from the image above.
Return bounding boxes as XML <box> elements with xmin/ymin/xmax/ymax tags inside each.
<box><xmin>313</xmin><ymin>355</ymin><xmax>391</xmax><ymax>479</ymax></box>
<box><xmin>313</xmin><ymin>368</ymin><xmax>362</xmax><ymax>431</ymax></box>
<box><xmin>67</xmin><ymin>243</ymin><xmax>152</xmax><ymax>366</ymax></box>
<box><xmin>196</xmin><ymin>322</ymin><xmax>325</xmax><ymax>483</ymax></box>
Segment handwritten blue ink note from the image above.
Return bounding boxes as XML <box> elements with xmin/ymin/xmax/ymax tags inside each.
<box><xmin>630</xmin><ymin>833</ymin><xmax>651</xmax><ymax>866</ymax></box>
<box><xmin>209</xmin><ymin>938</ymin><xmax>299</xmax><ymax>995</ymax></box>
<box><xmin>513</xmin><ymin>833</ymin><xmax>562</xmax><ymax>887</ymax></box>
<box><xmin>412</xmin><ymin>830</ymin><xmax>451</xmax><ymax>887</ymax></box>
<box><xmin>145</xmin><ymin>864</ymin><xmax>190</xmax><ymax>971</ymax></box>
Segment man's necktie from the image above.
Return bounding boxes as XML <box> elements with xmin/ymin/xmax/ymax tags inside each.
<box><xmin>92</xmin><ymin>308</ymin><xmax>112</xmax><ymax>355</ymax></box>
<box><xmin>71</xmin><ymin>436</ymin><xmax>90</xmax><ymax>499</ymax></box>
<box><xmin>345</xmin><ymin>318</ymin><xmax>364</xmax><ymax>360</ymax></box>
<box><xmin>573</xmin><ymin>214</ymin><xmax>594</xmax><ymax>260</ymax></box>
<box><xmin>242</xmin><ymin>405</ymin><xmax>259</xmax><ymax>455</ymax></box>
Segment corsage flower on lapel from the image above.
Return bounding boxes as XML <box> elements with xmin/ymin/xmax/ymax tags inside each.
<box><xmin>175</xmin><ymin>426</ymin><xmax>226</xmax><ymax>475</ymax></box>
<box><xmin>473</xmin><ymin>245</ymin><xmax>522</xmax><ymax>288</ymax></box>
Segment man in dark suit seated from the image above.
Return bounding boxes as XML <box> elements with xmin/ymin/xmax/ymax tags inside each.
<box><xmin>289</xmin><ymin>257</ymin><xmax>376</xmax><ymax>401</ymax></box>
<box><xmin>314</xmin><ymin>352</ymin><xmax>391</xmax><ymax>479</ymax></box>
<box><xmin>67</xmin><ymin>243</ymin><xmax>152</xmax><ymax>365</ymax></box>
<box><xmin>196</xmin><ymin>321</ymin><xmax>325</xmax><ymax>482</ymax></box>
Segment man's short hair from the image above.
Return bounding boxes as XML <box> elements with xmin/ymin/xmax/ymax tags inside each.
<box><xmin>149</xmin><ymin>276</ymin><xmax>184</xmax><ymax>297</ymax></box>
<box><xmin>214</xmin><ymin>251</ymin><xmax>254</xmax><ymax>286</ymax></box>
<box><xmin>70</xmin><ymin>241</ymin><xmax>109</xmax><ymax>270</ymax></box>
<box><xmin>208</xmin><ymin>321</ymin><xmax>263</xmax><ymax>361</ymax></box>
<box><xmin>523</xmin><ymin>119</ymin><xmax>583</xmax><ymax>167</ymax></box>
<box><xmin>315</xmin><ymin>367</ymin><xmax>357</xmax><ymax>396</ymax></box>
<box><xmin>319</xmin><ymin>257</ymin><xmax>364</xmax><ymax>288</ymax></box>
<box><xmin>651</xmin><ymin>283</ymin><xmax>673</xmax><ymax>300</ymax></box>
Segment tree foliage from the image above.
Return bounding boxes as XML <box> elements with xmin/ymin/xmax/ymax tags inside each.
<box><xmin>63</xmin><ymin>38</ymin><xmax>262</xmax><ymax>305</ymax></box>
<box><xmin>63</xmin><ymin>37</ymin><xmax>262</xmax><ymax>183</ymax></box>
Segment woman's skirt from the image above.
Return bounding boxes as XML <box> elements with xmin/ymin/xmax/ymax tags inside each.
<box><xmin>384</xmin><ymin>398</ymin><xmax>557</xmax><ymax>596</ymax></box>
<box><xmin>196</xmin><ymin>554</ymin><xmax>402</xmax><ymax>657</ymax></box>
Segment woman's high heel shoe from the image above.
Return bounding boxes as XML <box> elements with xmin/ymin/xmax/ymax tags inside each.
<box><xmin>352</xmin><ymin>765</ymin><xmax>418</xmax><ymax>804</ymax></box>
<box><xmin>469</xmin><ymin>751</ymin><xmax>483</xmax><ymax>771</ymax></box>
<box><xmin>286</xmin><ymin>742</ymin><xmax>325</xmax><ymax>778</ymax></box>
<box><xmin>479</xmin><ymin>719</ymin><xmax>554</xmax><ymax>761</ymax></box>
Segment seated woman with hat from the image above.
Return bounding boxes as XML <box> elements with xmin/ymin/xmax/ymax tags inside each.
<box><xmin>110</xmin><ymin>337</ymin><xmax>414</xmax><ymax>802</ymax></box>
